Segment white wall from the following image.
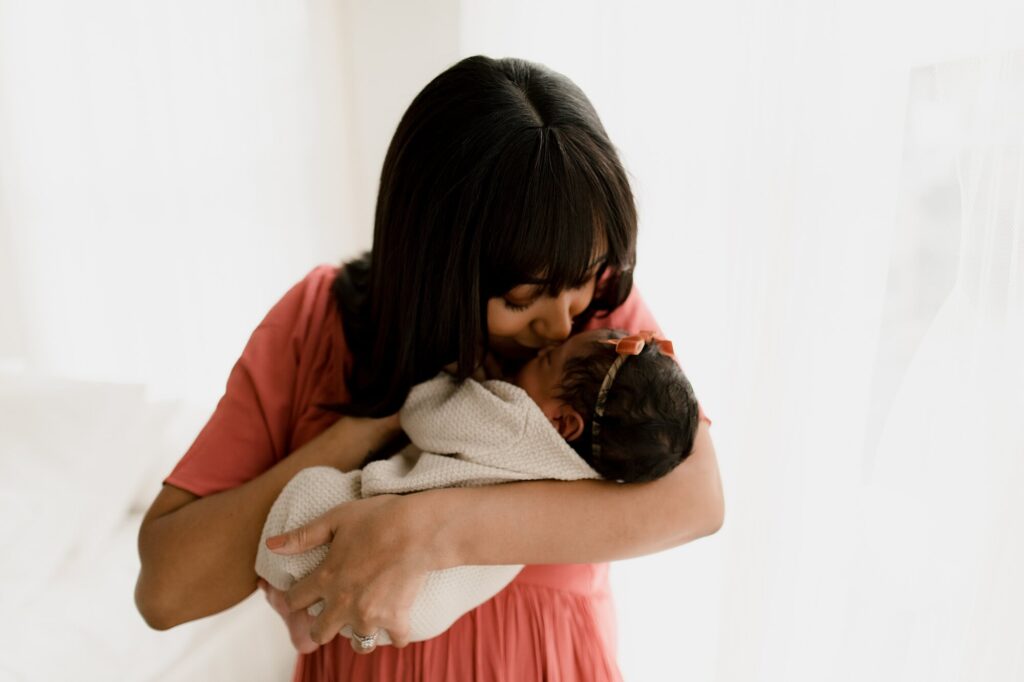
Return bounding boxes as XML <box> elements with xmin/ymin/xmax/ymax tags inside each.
<box><xmin>0</xmin><ymin>0</ymin><xmax>460</xmax><ymax>406</ymax></box>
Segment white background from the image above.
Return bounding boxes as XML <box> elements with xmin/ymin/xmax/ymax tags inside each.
<box><xmin>2</xmin><ymin>1</ymin><xmax>1022</xmax><ymax>680</ymax></box>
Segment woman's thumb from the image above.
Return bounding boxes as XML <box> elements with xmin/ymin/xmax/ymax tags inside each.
<box><xmin>266</xmin><ymin>522</ymin><xmax>330</xmax><ymax>554</ymax></box>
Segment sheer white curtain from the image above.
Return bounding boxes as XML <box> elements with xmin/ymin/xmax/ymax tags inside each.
<box><xmin>463</xmin><ymin>2</ymin><xmax>1024</xmax><ymax>680</ymax></box>
<box><xmin>846</xmin><ymin>51</ymin><xmax>1024</xmax><ymax>681</ymax></box>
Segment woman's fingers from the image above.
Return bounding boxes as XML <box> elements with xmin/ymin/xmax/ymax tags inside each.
<box><xmin>266</xmin><ymin>516</ymin><xmax>333</xmax><ymax>555</ymax></box>
<box><xmin>260</xmin><ymin>579</ymin><xmax>290</xmax><ymax>615</ymax></box>
<box><xmin>308</xmin><ymin>599</ymin><xmax>346</xmax><ymax>646</ymax></box>
<box><xmin>258</xmin><ymin>579</ymin><xmax>322</xmax><ymax>654</ymax></box>
<box><xmin>284</xmin><ymin>607</ymin><xmax>321</xmax><ymax>653</ymax></box>
<box><xmin>283</xmin><ymin>569</ymin><xmax>330</xmax><ymax>612</ymax></box>
<box><xmin>387</xmin><ymin>625</ymin><xmax>411</xmax><ymax>649</ymax></box>
<box><xmin>306</xmin><ymin>563</ymin><xmax>418</xmax><ymax>650</ymax></box>
<box><xmin>275</xmin><ymin>494</ymin><xmax>428</xmax><ymax>651</ymax></box>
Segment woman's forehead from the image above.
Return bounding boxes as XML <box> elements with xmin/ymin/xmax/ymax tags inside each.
<box><xmin>517</xmin><ymin>249</ymin><xmax>609</xmax><ymax>289</ymax></box>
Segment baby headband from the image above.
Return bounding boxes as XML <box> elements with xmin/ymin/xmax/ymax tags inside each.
<box><xmin>591</xmin><ymin>330</ymin><xmax>675</xmax><ymax>459</ymax></box>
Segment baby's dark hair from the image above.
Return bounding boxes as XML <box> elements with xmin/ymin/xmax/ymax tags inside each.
<box><xmin>556</xmin><ymin>330</ymin><xmax>701</xmax><ymax>483</ymax></box>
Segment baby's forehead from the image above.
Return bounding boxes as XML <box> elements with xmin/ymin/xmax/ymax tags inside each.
<box><xmin>577</xmin><ymin>328</ymin><xmax>618</xmax><ymax>343</ymax></box>
<box><xmin>566</xmin><ymin>328</ymin><xmax>615</xmax><ymax>353</ymax></box>
<box><xmin>577</xmin><ymin>328</ymin><xmax>609</xmax><ymax>342</ymax></box>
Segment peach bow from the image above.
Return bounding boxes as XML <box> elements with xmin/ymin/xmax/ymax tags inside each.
<box><xmin>601</xmin><ymin>330</ymin><xmax>675</xmax><ymax>357</ymax></box>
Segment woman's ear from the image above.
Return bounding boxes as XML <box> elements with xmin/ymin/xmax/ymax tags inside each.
<box><xmin>550</xmin><ymin>404</ymin><xmax>585</xmax><ymax>441</ymax></box>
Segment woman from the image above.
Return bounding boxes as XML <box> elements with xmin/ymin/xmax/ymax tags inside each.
<box><xmin>134</xmin><ymin>55</ymin><xmax>724</xmax><ymax>681</ymax></box>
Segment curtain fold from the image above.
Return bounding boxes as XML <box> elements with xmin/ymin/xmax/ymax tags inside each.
<box><xmin>846</xmin><ymin>50</ymin><xmax>1024</xmax><ymax>682</ymax></box>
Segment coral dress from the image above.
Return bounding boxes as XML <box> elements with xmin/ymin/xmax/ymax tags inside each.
<box><xmin>163</xmin><ymin>264</ymin><xmax>711</xmax><ymax>682</ymax></box>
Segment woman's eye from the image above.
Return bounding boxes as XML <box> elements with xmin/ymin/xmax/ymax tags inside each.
<box><xmin>503</xmin><ymin>299</ymin><xmax>531</xmax><ymax>312</ymax></box>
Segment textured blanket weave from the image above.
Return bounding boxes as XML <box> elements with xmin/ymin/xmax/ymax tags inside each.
<box><xmin>254</xmin><ymin>373</ymin><xmax>602</xmax><ymax>645</ymax></box>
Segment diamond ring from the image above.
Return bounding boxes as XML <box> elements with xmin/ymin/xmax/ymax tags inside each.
<box><xmin>351</xmin><ymin>629</ymin><xmax>379</xmax><ymax>651</ymax></box>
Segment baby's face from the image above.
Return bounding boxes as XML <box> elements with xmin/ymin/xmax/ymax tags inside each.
<box><xmin>513</xmin><ymin>328</ymin><xmax>609</xmax><ymax>408</ymax></box>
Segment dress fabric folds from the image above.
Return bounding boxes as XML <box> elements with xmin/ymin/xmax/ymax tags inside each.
<box><xmin>292</xmin><ymin>564</ymin><xmax>623</xmax><ymax>682</ymax></box>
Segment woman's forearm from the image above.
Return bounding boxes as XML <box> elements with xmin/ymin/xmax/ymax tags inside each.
<box><xmin>424</xmin><ymin>422</ymin><xmax>725</xmax><ymax>568</ymax></box>
<box><xmin>136</xmin><ymin>416</ymin><xmax>398</xmax><ymax>630</ymax></box>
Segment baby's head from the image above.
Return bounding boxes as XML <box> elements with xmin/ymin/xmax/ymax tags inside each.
<box><xmin>513</xmin><ymin>328</ymin><xmax>701</xmax><ymax>483</ymax></box>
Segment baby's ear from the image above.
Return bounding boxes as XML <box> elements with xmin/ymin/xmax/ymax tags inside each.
<box><xmin>551</xmin><ymin>404</ymin><xmax>585</xmax><ymax>442</ymax></box>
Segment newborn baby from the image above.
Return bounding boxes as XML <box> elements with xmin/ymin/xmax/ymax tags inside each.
<box><xmin>255</xmin><ymin>328</ymin><xmax>705</xmax><ymax>648</ymax></box>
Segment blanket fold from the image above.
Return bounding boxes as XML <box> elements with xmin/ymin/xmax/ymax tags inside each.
<box><xmin>254</xmin><ymin>373</ymin><xmax>601</xmax><ymax>645</ymax></box>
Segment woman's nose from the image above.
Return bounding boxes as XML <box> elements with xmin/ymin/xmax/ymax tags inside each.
<box><xmin>537</xmin><ymin>316</ymin><xmax>571</xmax><ymax>342</ymax></box>
<box><xmin>535</xmin><ymin>291</ymin><xmax>583</xmax><ymax>341</ymax></box>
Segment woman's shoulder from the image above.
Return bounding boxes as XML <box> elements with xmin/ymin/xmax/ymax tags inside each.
<box><xmin>161</xmin><ymin>263</ymin><xmax>347</xmax><ymax>496</ymax></box>
<box><xmin>253</xmin><ymin>263</ymin><xmax>349</xmax><ymax>366</ymax></box>
<box><xmin>267</xmin><ymin>263</ymin><xmax>348</xmax><ymax>343</ymax></box>
<box><xmin>283</xmin><ymin>263</ymin><xmax>342</xmax><ymax>326</ymax></box>
<box><xmin>288</xmin><ymin>261</ymin><xmax>353</xmax><ymax>381</ymax></box>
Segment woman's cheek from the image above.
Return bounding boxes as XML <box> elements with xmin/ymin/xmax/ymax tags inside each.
<box><xmin>486</xmin><ymin>300</ymin><xmax>529</xmax><ymax>337</ymax></box>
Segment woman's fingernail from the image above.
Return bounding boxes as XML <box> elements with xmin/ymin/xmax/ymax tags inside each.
<box><xmin>267</xmin><ymin>536</ymin><xmax>286</xmax><ymax>550</ymax></box>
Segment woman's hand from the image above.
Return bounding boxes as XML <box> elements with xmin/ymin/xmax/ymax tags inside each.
<box><xmin>258</xmin><ymin>578</ymin><xmax>320</xmax><ymax>654</ymax></box>
<box><xmin>264</xmin><ymin>492</ymin><xmax>439</xmax><ymax>652</ymax></box>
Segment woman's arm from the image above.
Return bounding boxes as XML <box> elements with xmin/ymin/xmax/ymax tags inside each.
<box><xmin>267</xmin><ymin>419</ymin><xmax>722</xmax><ymax>648</ymax></box>
<box><xmin>134</xmin><ymin>414</ymin><xmax>400</xmax><ymax>630</ymax></box>
<box><xmin>425</xmin><ymin>419</ymin><xmax>723</xmax><ymax>567</ymax></box>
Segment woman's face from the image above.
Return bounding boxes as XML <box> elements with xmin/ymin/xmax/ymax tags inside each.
<box><xmin>511</xmin><ymin>328</ymin><xmax>609</xmax><ymax>404</ymax></box>
<box><xmin>486</xmin><ymin>267</ymin><xmax>600</xmax><ymax>361</ymax></box>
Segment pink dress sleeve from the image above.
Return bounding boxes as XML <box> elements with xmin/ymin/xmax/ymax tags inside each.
<box><xmin>163</xmin><ymin>266</ymin><xmax>333</xmax><ymax>497</ymax></box>
<box><xmin>581</xmin><ymin>284</ymin><xmax>711</xmax><ymax>426</ymax></box>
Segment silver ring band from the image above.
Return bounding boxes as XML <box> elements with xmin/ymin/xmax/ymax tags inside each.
<box><xmin>351</xmin><ymin>629</ymin><xmax>379</xmax><ymax>650</ymax></box>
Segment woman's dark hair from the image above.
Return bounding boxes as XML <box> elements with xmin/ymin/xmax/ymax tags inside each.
<box><xmin>556</xmin><ymin>331</ymin><xmax>701</xmax><ymax>483</ymax></box>
<box><xmin>319</xmin><ymin>55</ymin><xmax>639</xmax><ymax>417</ymax></box>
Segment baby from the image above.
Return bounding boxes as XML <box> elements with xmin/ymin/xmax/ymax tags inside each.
<box><xmin>255</xmin><ymin>328</ymin><xmax>705</xmax><ymax>649</ymax></box>
<box><xmin>510</xmin><ymin>327</ymin><xmax>703</xmax><ymax>484</ymax></box>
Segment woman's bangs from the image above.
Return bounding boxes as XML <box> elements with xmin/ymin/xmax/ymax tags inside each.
<box><xmin>480</xmin><ymin>128</ymin><xmax>630</xmax><ymax>297</ymax></box>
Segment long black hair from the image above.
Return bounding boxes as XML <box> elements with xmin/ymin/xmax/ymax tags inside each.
<box><xmin>320</xmin><ymin>55</ymin><xmax>639</xmax><ymax>418</ymax></box>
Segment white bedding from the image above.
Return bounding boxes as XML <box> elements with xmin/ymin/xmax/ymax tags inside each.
<box><xmin>0</xmin><ymin>369</ymin><xmax>297</xmax><ymax>681</ymax></box>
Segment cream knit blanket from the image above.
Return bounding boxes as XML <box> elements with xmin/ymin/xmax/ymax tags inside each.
<box><xmin>254</xmin><ymin>373</ymin><xmax>602</xmax><ymax>646</ymax></box>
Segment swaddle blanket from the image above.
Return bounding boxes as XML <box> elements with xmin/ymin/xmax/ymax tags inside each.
<box><xmin>254</xmin><ymin>372</ymin><xmax>602</xmax><ymax>645</ymax></box>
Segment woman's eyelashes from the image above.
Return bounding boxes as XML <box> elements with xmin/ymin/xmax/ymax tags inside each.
<box><xmin>502</xmin><ymin>297</ymin><xmax>533</xmax><ymax>312</ymax></box>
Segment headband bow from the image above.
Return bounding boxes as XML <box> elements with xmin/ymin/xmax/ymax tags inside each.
<box><xmin>599</xmin><ymin>330</ymin><xmax>675</xmax><ymax>358</ymax></box>
<box><xmin>592</xmin><ymin>330</ymin><xmax>675</xmax><ymax>460</ymax></box>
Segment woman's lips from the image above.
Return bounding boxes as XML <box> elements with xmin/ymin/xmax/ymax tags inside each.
<box><xmin>490</xmin><ymin>336</ymin><xmax>541</xmax><ymax>359</ymax></box>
